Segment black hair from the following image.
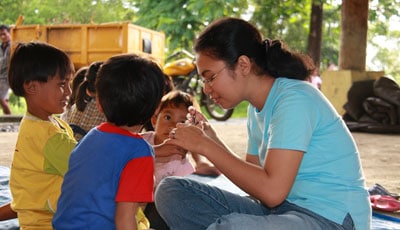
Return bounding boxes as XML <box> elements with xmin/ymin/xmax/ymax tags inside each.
<box><xmin>66</xmin><ymin>66</ymin><xmax>88</xmax><ymax>109</ymax></box>
<box><xmin>163</xmin><ymin>73</ymin><xmax>174</xmax><ymax>94</ymax></box>
<box><xmin>141</xmin><ymin>73</ymin><xmax>175</xmax><ymax>132</ymax></box>
<box><xmin>0</xmin><ymin>24</ymin><xmax>10</xmax><ymax>32</ymax></box>
<box><xmin>194</xmin><ymin>17</ymin><xmax>315</xmax><ymax>80</ymax></box>
<box><xmin>157</xmin><ymin>90</ymin><xmax>200</xmax><ymax>114</ymax></box>
<box><xmin>8</xmin><ymin>42</ymin><xmax>75</xmax><ymax>97</ymax></box>
<box><xmin>75</xmin><ymin>61</ymin><xmax>103</xmax><ymax>112</ymax></box>
<box><xmin>96</xmin><ymin>54</ymin><xmax>165</xmax><ymax>126</ymax></box>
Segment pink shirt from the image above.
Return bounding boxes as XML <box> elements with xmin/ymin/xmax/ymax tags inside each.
<box><xmin>141</xmin><ymin>131</ymin><xmax>194</xmax><ymax>186</ymax></box>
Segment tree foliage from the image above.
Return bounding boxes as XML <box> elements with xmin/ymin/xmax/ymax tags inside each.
<box><xmin>0</xmin><ymin>0</ymin><xmax>398</xmax><ymax>79</ymax></box>
<box><xmin>131</xmin><ymin>0</ymin><xmax>248</xmax><ymax>53</ymax></box>
<box><xmin>367</xmin><ymin>0</ymin><xmax>400</xmax><ymax>80</ymax></box>
<box><xmin>250</xmin><ymin>0</ymin><xmax>311</xmax><ymax>52</ymax></box>
<box><xmin>0</xmin><ymin>0</ymin><xmax>135</xmax><ymax>25</ymax></box>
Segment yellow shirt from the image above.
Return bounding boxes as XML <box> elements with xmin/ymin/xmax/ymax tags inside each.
<box><xmin>10</xmin><ymin>113</ymin><xmax>76</xmax><ymax>230</ymax></box>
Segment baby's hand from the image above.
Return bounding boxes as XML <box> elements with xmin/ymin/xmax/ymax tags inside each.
<box><xmin>154</xmin><ymin>141</ymin><xmax>188</xmax><ymax>158</ymax></box>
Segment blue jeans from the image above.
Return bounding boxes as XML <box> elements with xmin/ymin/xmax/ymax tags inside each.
<box><xmin>155</xmin><ymin>177</ymin><xmax>354</xmax><ymax>230</ymax></box>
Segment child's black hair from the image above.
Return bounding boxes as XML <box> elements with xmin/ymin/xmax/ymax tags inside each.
<box><xmin>75</xmin><ymin>61</ymin><xmax>103</xmax><ymax>112</ymax></box>
<box><xmin>96</xmin><ymin>54</ymin><xmax>165</xmax><ymax>127</ymax></box>
<box><xmin>8</xmin><ymin>42</ymin><xmax>75</xmax><ymax>97</ymax></box>
<box><xmin>141</xmin><ymin>73</ymin><xmax>175</xmax><ymax>132</ymax></box>
<box><xmin>66</xmin><ymin>66</ymin><xmax>88</xmax><ymax>109</ymax></box>
<box><xmin>158</xmin><ymin>90</ymin><xmax>200</xmax><ymax>114</ymax></box>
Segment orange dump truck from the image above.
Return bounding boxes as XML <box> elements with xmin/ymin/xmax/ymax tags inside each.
<box><xmin>10</xmin><ymin>21</ymin><xmax>165</xmax><ymax>69</ymax></box>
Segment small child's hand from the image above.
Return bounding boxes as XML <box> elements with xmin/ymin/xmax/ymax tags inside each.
<box><xmin>154</xmin><ymin>141</ymin><xmax>188</xmax><ymax>158</ymax></box>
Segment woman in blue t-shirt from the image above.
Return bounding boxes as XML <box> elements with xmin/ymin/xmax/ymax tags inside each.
<box><xmin>155</xmin><ymin>17</ymin><xmax>371</xmax><ymax>230</ymax></box>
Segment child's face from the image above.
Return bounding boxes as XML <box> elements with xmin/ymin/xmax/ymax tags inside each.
<box><xmin>153</xmin><ymin>104</ymin><xmax>188</xmax><ymax>143</ymax></box>
<box><xmin>29</xmin><ymin>74</ymin><xmax>72</xmax><ymax>120</ymax></box>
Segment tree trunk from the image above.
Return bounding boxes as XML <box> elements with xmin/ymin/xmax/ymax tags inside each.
<box><xmin>339</xmin><ymin>0</ymin><xmax>369</xmax><ymax>70</ymax></box>
<box><xmin>307</xmin><ymin>0</ymin><xmax>323</xmax><ymax>70</ymax></box>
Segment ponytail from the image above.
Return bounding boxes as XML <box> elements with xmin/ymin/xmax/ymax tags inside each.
<box><xmin>66</xmin><ymin>67</ymin><xmax>87</xmax><ymax>109</ymax></box>
<box><xmin>75</xmin><ymin>81</ymin><xmax>91</xmax><ymax>112</ymax></box>
<box><xmin>263</xmin><ymin>39</ymin><xmax>315</xmax><ymax>80</ymax></box>
<box><xmin>75</xmin><ymin>61</ymin><xmax>103</xmax><ymax>112</ymax></box>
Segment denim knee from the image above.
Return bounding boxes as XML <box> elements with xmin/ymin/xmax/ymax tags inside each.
<box><xmin>155</xmin><ymin>177</ymin><xmax>180</xmax><ymax>209</ymax></box>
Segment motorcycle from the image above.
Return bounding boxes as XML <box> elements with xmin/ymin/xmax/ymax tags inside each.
<box><xmin>163</xmin><ymin>50</ymin><xmax>234</xmax><ymax>121</ymax></box>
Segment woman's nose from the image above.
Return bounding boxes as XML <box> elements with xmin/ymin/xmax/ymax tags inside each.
<box><xmin>203</xmin><ymin>83</ymin><xmax>212</xmax><ymax>95</ymax></box>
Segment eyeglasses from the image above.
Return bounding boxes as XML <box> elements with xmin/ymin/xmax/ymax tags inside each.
<box><xmin>201</xmin><ymin>66</ymin><xmax>227</xmax><ymax>86</ymax></box>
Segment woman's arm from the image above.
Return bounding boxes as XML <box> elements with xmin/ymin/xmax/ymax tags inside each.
<box><xmin>191</xmin><ymin>152</ymin><xmax>220</xmax><ymax>176</ymax></box>
<box><xmin>245</xmin><ymin>154</ymin><xmax>260</xmax><ymax>165</ymax></box>
<box><xmin>167</xmin><ymin>124</ymin><xmax>304</xmax><ymax>208</ymax></box>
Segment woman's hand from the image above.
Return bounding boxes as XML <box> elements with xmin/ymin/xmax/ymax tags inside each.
<box><xmin>186</xmin><ymin>106</ymin><xmax>218</xmax><ymax>140</ymax></box>
<box><xmin>167</xmin><ymin>106</ymin><xmax>231</xmax><ymax>158</ymax></box>
<box><xmin>168</xmin><ymin>123</ymin><xmax>210</xmax><ymax>155</ymax></box>
<box><xmin>186</xmin><ymin>106</ymin><xmax>205</xmax><ymax>125</ymax></box>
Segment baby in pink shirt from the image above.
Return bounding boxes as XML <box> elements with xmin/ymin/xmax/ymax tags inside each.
<box><xmin>141</xmin><ymin>90</ymin><xmax>219</xmax><ymax>186</ymax></box>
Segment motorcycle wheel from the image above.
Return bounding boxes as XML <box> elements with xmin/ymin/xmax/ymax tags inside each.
<box><xmin>171</xmin><ymin>72</ymin><xmax>197</xmax><ymax>95</ymax></box>
<box><xmin>202</xmin><ymin>92</ymin><xmax>234</xmax><ymax>121</ymax></box>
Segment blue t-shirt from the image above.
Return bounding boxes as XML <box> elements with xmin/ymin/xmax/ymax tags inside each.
<box><xmin>53</xmin><ymin>122</ymin><xmax>154</xmax><ymax>229</ymax></box>
<box><xmin>247</xmin><ymin>78</ymin><xmax>371</xmax><ymax>230</ymax></box>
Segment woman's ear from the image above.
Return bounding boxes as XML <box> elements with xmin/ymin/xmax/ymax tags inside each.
<box><xmin>23</xmin><ymin>81</ymin><xmax>38</xmax><ymax>95</ymax></box>
<box><xmin>236</xmin><ymin>55</ymin><xmax>252</xmax><ymax>76</ymax></box>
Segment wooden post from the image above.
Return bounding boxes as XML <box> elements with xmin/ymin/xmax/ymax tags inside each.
<box><xmin>339</xmin><ymin>0</ymin><xmax>369</xmax><ymax>70</ymax></box>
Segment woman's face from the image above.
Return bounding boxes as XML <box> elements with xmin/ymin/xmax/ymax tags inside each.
<box><xmin>196</xmin><ymin>52</ymin><xmax>243</xmax><ymax>109</ymax></box>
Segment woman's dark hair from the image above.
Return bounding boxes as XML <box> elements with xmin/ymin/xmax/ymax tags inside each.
<box><xmin>96</xmin><ymin>54</ymin><xmax>165</xmax><ymax>126</ymax></box>
<box><xmin>75</xmin><ymin>61</ymin><xmax>103</xmax><ymax>112</ymax></box>
<box><xmin>194</xmin><ymin>17</ymin><xmax>315</xmax><ymax>80</ymax></box>
<box><xmin>8</xmin><ymin>42</ymin><xmax>74</xmax><ymax>96</ymax></box>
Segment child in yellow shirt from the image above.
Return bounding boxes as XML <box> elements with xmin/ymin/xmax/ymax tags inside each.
<box><xmin>8</xmin><ymin>42</ymin><xmax>77</xmax><ymax>229</ymax></box>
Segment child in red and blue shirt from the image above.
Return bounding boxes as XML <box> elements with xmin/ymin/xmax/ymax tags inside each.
<box><xmin>53</xmin><ymin>54</ymin><xmax>166</xmax><ymax>230</ymax></box>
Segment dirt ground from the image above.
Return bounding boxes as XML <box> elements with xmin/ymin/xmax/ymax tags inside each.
<box><xmin>1</xmin><ymin>118</ymin><xmax>399</xmax><ymax>195</ymax></box>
